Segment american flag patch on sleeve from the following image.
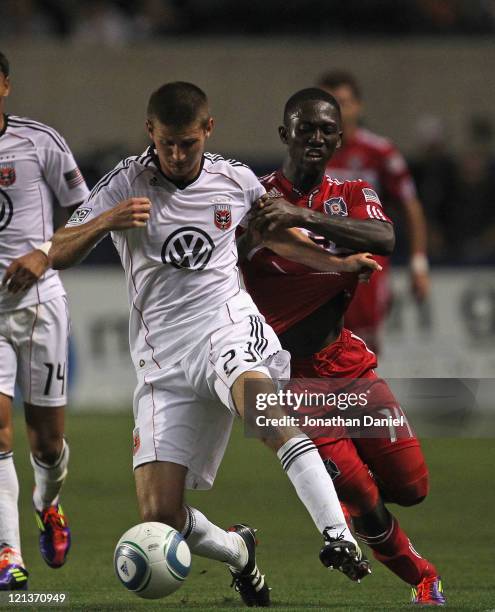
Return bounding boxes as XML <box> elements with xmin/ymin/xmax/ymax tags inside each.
<box><xmin>362</xmin><ymin>187</ymin><xmax>381</xmax><ymax>204</ymax></box>
<box><xmin>64</xmin><ymin>168</ymin><xmax>84</xmax><ymax>189</ymax></box>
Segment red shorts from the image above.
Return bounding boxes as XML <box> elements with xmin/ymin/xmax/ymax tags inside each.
<box><xmin>291</xmin><ymin>328</ymin><xmax>428</xmax><ymax>512</ymax></box>
<box><xmin>344</xmin><ymin>256</ymin><xmax>391</xmax><ymax>353</ymax></box>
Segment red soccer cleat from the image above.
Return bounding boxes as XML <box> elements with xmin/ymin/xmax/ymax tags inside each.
<box><xmin>411</xmin><ymin>575</ymin><xmax>446</xmax><ymax>606</ymax></box>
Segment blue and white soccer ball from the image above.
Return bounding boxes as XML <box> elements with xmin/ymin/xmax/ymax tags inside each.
<box><xmin>114</xmin><ymin>522</ymin><xmax>191</xmax><ymax>599</ymax></box>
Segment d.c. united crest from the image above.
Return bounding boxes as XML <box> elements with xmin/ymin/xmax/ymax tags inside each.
<box><xmin>0</xmin><ymin>162</ymin><xmax>16</xmax><ymax>187</ymax></box>
<box><xmin>214</xmin><ymin>204</ymin><xmax>232</xmax><ymax>230</ymax></box>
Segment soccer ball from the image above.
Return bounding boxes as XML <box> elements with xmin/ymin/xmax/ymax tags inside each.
<box><xmin>114</xmin><ymin>522</ymin><xmax>191</xmax><ymax>599</ymax></box>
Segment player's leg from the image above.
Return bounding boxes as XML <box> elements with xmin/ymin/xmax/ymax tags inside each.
<box><xmin>133</xmin><ymin>365</ymin><xmax>268</xmax><ymax>607</ymax></box>
<box><xmin>352</xmin><ymin>376</ymin><xmax>430</xmax><ymax>507</ymax></box>
<box><xmin>134</xmin><ymin>460</ymin><xmax>248</xmax><ymax>569</ymax></box>
<box><xmin>0</xmin><ymin>326</ymin><xmax>27</xmax><ymax>590</ymax></box>
<box><xmin>16</xmin><ymin>298</ymin><xmax>71</xmax><ymax>568</ymax></box>
<box><xmin>349</xmin><ymin>381</ymin><xmax>444</xmax><ymax>604</ymax></box>
<box><xmin>317</xmin><ymin>437</ymin><xmax>442</xmax><ymax>602</ymax></box>
<box><xmin>203</xmin><ymin>300</ymin><xmax>370</xmax><ymax>582</ymax></box>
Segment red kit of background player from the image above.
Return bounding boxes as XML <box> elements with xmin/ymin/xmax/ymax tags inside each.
<box><xmin>318</xmin><ymin>71</ymin><xmax>430</xmax><ymax>353</ymax></box>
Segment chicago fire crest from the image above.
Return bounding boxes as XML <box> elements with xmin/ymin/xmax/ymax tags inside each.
<box><xmin>0</xmin><ymin>162</ymin><xmax>16</xmax><ymax>187</ymax></box>
<box><xmin>214</xmin><ymin>204</ymin><xmax>232</xmax><ymax>230</ymax></box>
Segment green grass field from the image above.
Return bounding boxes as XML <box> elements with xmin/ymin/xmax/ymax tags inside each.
<box><xmin>5</xmin><ymin>413</ymin><xmax>495</xmax><ymax>611</ymax></box>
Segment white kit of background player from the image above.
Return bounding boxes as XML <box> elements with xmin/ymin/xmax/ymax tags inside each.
<box><xmin>0</xmin><ymin>105</ymin><xmax>89</xmax><ymax>588</ymax></box>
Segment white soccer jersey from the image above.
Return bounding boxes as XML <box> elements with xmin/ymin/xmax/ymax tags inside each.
<box><xmin>0</xmin><ymin>114</ymin><xmax>89</xmax><ymax>311</ymax></box>
<box><xmin>67</xmin><ymin>148</ymin><xmax>265</xmax><ymax>371</ymax></box>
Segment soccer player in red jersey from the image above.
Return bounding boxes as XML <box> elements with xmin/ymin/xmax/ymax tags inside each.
<box><xmin>317</xmin><ymin>71</ymin><xmax>430</xmax><ymax>354</ymax></box>
<box><xmin>241</xmin><ymin>88</ymin><xmax>445</xmax><ymax>605</ymax></box>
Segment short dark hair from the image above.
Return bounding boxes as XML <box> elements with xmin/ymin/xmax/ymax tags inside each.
<box><xmin>147</xmin><ymin>81</ymin><xmax>209</xmax><ymax>128</ymax></box>
<box><xmin>0</xmin><ymin>52</ymin><xmax>10</xmax><ymax>77</ymax></box>
<box><xmin>317</xmin><ymin>70</ymin><xmax>361</xmax><ymax>100</ymax></box>
<box><xmin>283</xmin><ymin>87</ymin><xmax>341</xmax><ymax>126</ymax></box>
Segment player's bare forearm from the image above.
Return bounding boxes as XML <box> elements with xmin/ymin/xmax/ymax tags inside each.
<box><xmin>241</xmin><ymin>227</ymin><xmax>382</xmax><ymax>279</ymax></box>
<box><xmin>402</xmin><ymin>196</ymin><xmax>428</xmax><ymax>256</ymax></box>
<box><xmin>299</xmin><ymin>212</ymin><xmax>394</xmax><ymax>255</ymax></box>
<box><xmin>50</xmin><ymin>217</ymin><xmax>109</xmax><ymax>269</ymax></box>
<box><xmin>402</xmin><ymin>196</ymin><xmax>430</xmax><ymax>300</ymax></box>
<box><xmin>264</xmin><ymin>228</ymin><xmax>345</xmax><ymax>271</ymax></box>
<box><xmin>51</xmin><ymin>197</ymin><xmax>152</xmax><ymax>269</ymax></box>
<box><xmin>251</xmin><ymin>199</ymin><xmax>395</xmax><ymax>255</ymax></box>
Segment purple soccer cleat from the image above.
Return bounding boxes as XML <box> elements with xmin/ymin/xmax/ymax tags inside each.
<box><xmin>0</xmin><ymin>547</ymin><xmax>28</xmax><ymax>590</ymax></box>
<box><xmin>35</xmin><ymin>503</ymin><xmax>71</xmax><ymax>568</ymax></box>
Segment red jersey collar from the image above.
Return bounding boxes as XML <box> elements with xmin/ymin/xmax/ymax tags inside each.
<box><xmin>275</xmin><ymin>169</ymin><xmax>325</xmax><ymax>199</ymax></box>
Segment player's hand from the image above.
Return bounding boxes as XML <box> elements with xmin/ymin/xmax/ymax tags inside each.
<box><xmin>251</xmin><ymin>197</ymin><xmax>307</xmax><ymax>234</ymax></box>
<box><xmin>341</xmin><ymin>253</ymin><xmax>382</xmax><ymax>283</ymax></box>
<box><xmin>2</xmin><ymin>250</ymin><xmax>50</xmax><ymax>294</ymax></box>
<box><xmin>411</xmin><ymin>270</ymin><xmax>430</xmax><ymax>301</ymax></box>
<box><xmin>101</xmin><ymin>198</ymin><xmax>152</xmax><ymax>231</ymax></box>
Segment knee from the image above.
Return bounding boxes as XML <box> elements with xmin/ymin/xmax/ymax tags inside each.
<box><xmin>0</xmin><ymin>426</ymin><xmax>13</xmax><ymax>453</ymax></box>
<box><xmin>390</xmin><ymin>474</ymin><xmax>429</xmax><ymax>507</ymax></box>
<box><xmin>31</xmin><ymin>436</ymin><xmax>64</xmax><ymax>465</ymax></box>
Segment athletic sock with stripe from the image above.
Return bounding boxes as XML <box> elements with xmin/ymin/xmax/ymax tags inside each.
<box><xmin>181</xmin><ymin>506</ymin><xmax>249</xmax><ymax>571</ymax></box>
<box><xmin>277</xmin><ymin>435</ymin><xmax>356</xmax><ymax>544</ymax></box>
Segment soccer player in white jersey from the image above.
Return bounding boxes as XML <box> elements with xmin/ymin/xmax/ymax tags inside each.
<box><xmin>0</xmin><ymin>52</ymin><xmax>89</xmax><ymax>590</ymax></box>
<box><xmin>48</xmin><ymin>82</ymin><xmax>370</xmax><ymax>606</ymax></box>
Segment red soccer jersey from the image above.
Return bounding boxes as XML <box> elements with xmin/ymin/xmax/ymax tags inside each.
<box><xmin>328</xmin><ymin>127</ymin><xmax>416</xmax><ymax>205</ymax></box>
<box><xmin>240</xmin><ymin>170</ymin><xmax>392</xmax><ymax>335</ymax></box>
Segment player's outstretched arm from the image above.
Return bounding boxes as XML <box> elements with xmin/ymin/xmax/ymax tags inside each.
<box><xmin>265</xmin><ymin>228</ymin><xmax>382</xmax><ymax>280</ymax></box>
<box><xmin>251</xmin><ymin>198</ymin><xmax>395</xmax><ymax>255</ymax></box>
<box><xmin>50</xmin><ymin>197</ymin><xmax>152</xmax><ymax>269</ymax></box>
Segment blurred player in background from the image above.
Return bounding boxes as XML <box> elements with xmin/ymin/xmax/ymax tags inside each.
<box><xmin>0</xmin><ymin>52</ymin><xmax>87</xmax><ymax>590</ymax></box>
<box><xmin>317</xmin><ymin>70</ymin><xmax>430</xmax><ymax>353</ymax></box>
<box><xmin>47</xmin><ymin>81</ymin><xmax>373</xmax><ymax>606</ymax></box>
<box><xmin>242</xmin><ymin>87</ymin><xmax>445</xmax><ymax>605</ymax></box>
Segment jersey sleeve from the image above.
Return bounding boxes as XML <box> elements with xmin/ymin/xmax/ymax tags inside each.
<box><xmin>379</xmin><ymin>143</ymin><xmax>417</xmax><ymax>204</ymax></box>
<box><xmin>65</xmin><ymin>163</ymin><xmax>129</xmax><ymax>228</ymax></box>
<box><xmin>346</xmin><ymin>181</ymin><xmax>393</xmax><ymax>223</ymax></box>
<box><xmin>38</xmin><ymin>132</ymin><xmax>90</xmax><ymax>207</ymax></box>
<box><xmin>239</xmin><ymin>172</ymin><xmax>266</xmax><ymax>228</ymax></box>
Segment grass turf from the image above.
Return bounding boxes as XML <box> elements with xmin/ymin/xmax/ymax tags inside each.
<box><xmin>5</xmin><ymin>412</ymin><xmax>494</xmax><ymax>611</ymax></box>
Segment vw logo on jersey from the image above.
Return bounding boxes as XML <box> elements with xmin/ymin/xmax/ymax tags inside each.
<box><xmin>0</xmin><ymin>188</ymin><xmax>14</xmax><ymax>232</ymax></box>
<box><xmin>161</xmin><ymin>226</ymin><xmax>214</xmax><ymax>270</ymax></box>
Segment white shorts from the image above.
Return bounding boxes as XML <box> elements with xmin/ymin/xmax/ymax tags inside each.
<box><xmin>132</xmin><ymin>292</ymin><xmax>290</xmax><ymax>490</ymax></box>
<box><xmin>0</xmin><ymin>296</ymin><xmax>70</xmax><ymax>407</ymax></box>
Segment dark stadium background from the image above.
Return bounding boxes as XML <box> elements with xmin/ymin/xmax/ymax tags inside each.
<box><xmin>3</xmin><ymin>1</ymin><xmax>495</xmax><ymax>610</ymax></box>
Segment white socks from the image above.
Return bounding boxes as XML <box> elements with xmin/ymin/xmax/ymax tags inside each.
<box><xmin>31</xmin><ymin>439</ymin><xmax>69</xmax><ymax>512</ymax></box>
<box><xmin>181</xmin><ymin>506</ymin><xmax>248</xmax><ymax>571</ymax></box>
<box><xmin>0</xmin><ymin>451</ymin><xmax>21</xmax><ymax>552</ymax></box>
<box><xmin>277</xmin><ymin>436</ymin><xmax>356</xmax><ymax>544</ymax></box>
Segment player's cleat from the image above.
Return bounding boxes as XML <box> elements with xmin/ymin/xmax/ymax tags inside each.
<box><xmin>319</xmin><ymin>533</ymin><xmax>371</xmax><ymax>582</ymax></box>
<box><xmin>411</xmin><ymin>575</ymin><xmax>446</xmax><ymax>606</ymax></box>
<box><xmin>228</xmin><ymin>524</ymin><xmax>270</xmax><ymax>607</ymax></box>
<box><xmin>0</xmin><ymin>547</ymin><xmax>28</xmax><ymax>591</ymax></box>
<box><xmin>35</xmin><ymin>503</ymin><xmax>71</xmax><ymax>568</ymax></box>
